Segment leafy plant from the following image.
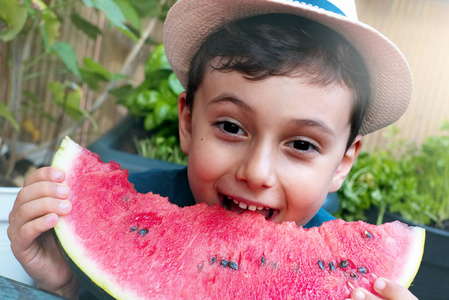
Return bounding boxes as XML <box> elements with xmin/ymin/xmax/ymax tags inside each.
<box><xmin>412</xmin><ymin>122</ymin><xmax>449</xmax><ymax>228</ymax></box>
<box><xmin>0</xmin><ymin>0</ymin><xmax>175</xmax><ymax>185</ymax></box>
<box><xmin>134</xmin><ymin>136</ymin><xmax>187</xmax><ymax>165</ymax></box>
<box><xmin>336</xmin><ymin>124</ymin><xmax>449</xmax><ymax>230</ymax></box>
<box><xmin>113</xmin><ymin>43</ymin><xmax>185</xmax><ymax>163</ymax></box>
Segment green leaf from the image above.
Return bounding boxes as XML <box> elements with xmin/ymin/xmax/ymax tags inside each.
<box><xmin>70</xmin><ymin>12</ymin><xmax>102</xmax><ymax>40</ymax></box>
<box><xmin>168</xmin><ymin>72</ymin><xmax>184</xmax><ymax>95</ymax></box>
<box><xmin>0</xmin><ymin>0</ymin><xmax>27</xmax><ymax>41</ymax></box>
<box><xmin>82</xmin><ymin>0</ymin><xmax>136</xmax><ymax>40</ymax></box>
<box><xmin>52</xmin><ymin>42</ymin><xmax>81</xmax><ymax>77</ymax></box>
<box><xmin>145</xmin><ymin>44</ymin><xmax>172</xmax><ymax>73</ymax></box>
<box><xmin>0</xmin><ymin>102</ymin><xmax>19</xmax><ymax>131</ymax></box>
<box><xmin>113</xmin><ymin>0</ymin><xmax>141</xmax><ymax>31</ymax></box>
<box><xmin>23</xmin><ymin>0</ymin><xmax>34</xmax><ymax>15</ymax></box>
<box><xmin>41</xmin><ymin>8</ymin><xmax>61</xmax><ymax>47</ymax></box>
<box><xmin>79</xmin><ymin>57</ymin><xmax>127</xmax><ymax>89</ymax></box>
<box><xmin>47</xmin><ymin>81</ymin><xmax>85</xmax><ymax>122</ymax></box>
<box><xmin>110</xmin><ymin>84</ymin><xmax>135</xmax><ymax>104</ymax></box>
<box><xmin>135</xmin><ymin>90</ymin><xmax>159</xmax><ymax>111</ymax></box>
<box><xmin>79</xmin><ymin>70</ymin><xmax>101</xmax><ymax>90</ymax></box>
<box><xmin>47</xmin><ymin>81</ymin><xmax>64</xmax><ymax>104</ymax></box>
<box><xmin>154</xmin><ymin>100</ymin><xmax>171</xmax><ymax>125</ymax></box>
<box><xmin>82</xmin><ymin>57</ymin><xmax>111</xmax><ymax>80</ymax></box>
<box><xmin>64</xmin><ymin>84</ymin><xmax>85</xmax><ymax>122</ymax></box>
<box><xmin>129</xmin><ymin>0</ymin><xmax>159</xmax><ymax>18</ymax></box>
<box><xmin>144</xmin><ymin>114</ymin><xmax>157</xmax><ymax>131</ymax></box>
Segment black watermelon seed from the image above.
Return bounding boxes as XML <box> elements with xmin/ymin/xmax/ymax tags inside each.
<box><xmin>210</xmin><ymin>256</ymin><xmax>216</xmax><ymax>264</ymax></box>
<box><xmin>338</xmin><ymin>260</ymin><xmax>349</xmax><ymax>268</ymax></box>
<box><xmin>198</xmin><ymin>263</ymin><xmax>203</xmax><ymax>271</ymax></box>
<box><xmin>139</xmin><ymin>228</ymin><xmax>149</xmax><ymax>235</ymax></box>
<box><xmin>261</xmin><ymin>256</ymin><xmax>266</xmax><ymax>266</ymax></box>
<box><xmin>318</xmin><ymin>260</ymin><xmax>325</xmax><ymax>270</ymax></box>
<box><xmin>294</xmin><ymin>264</ymin><xmax>299</xmax><ymax>273</ymax></box>
<box><xmin>130</xmin><ymin>226</ymin><xmax>138</xmax><ymax>232</ymax></box>
<box><xmin>329</xmin><ymin>262</ymin><xmax>336</xmax><ymax>272</ymax></box>
<box><xmin>350</xmin><ymin>272</ymin><xmax>357</xmax><ymax>279</ymax></box>
<box><xmin>274</xmin><ymin>262</ymin><xmax>279</xmax><ymax>270</ymax></box>
<box><xmin>228</xmin><ymin>261</ymin><xmax>239</xmax><ymax>270</ymax></box>
<box><xmin>358</xmin><ymin>266</ymin><xmax>368</xmax><ymax>274</ymax></box>
<box><xmin>220</xmin><ymin>259</ymin><xmax>229</xmax><ymax>267</ymax></box>
<box><xmin>364</xmin><ymin>230</ymin><xmax>373</xmax><ymax>239</ymax></box>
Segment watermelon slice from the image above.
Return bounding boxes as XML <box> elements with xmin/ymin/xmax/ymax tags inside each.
<box><xmin>52</xmin><ymin>137</ymin><xmax>425</xmax><ymax>299</ymax></box>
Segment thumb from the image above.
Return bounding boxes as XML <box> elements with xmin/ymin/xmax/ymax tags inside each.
<box><xmin>373</xmin><ymin>278</ymin><xmax>418</xmax><ymax>300</ymax></box>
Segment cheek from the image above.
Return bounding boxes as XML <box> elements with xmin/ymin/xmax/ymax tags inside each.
<box><xmin>283</xmin><ymin>167</ymin><xmax>334</xmax><ymax>224</ymax></box>
<box><xmin>187</xmin><ymin>138</ymin><xmax>232</xmax><ymax>203</ymax></box>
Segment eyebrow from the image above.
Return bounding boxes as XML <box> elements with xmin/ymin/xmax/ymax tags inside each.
<box><xmin>208</xmin><ymin>93</ymin><xmax>336</xmax><ymax>136</ymax></box>
<box><xmin>287</xmin><ymin>119</ymin><xmax>336</xmax><ymax>137</ymax></box>
<box><xmin>207</xmin><ymin>93</ymin><xmax>255</xmax><ymax>114</ymax></box>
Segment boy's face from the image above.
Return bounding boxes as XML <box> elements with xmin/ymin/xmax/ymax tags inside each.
<box><xmin>178</xmin><ymin>66</ymin><xmax>362</xmax><ymax>226</ymax></box>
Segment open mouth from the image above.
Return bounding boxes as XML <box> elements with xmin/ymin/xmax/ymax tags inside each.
<box><xmin>221</xmin><ymin>195</ymin><xmax>277</xmax><ymax>221</ymax></box>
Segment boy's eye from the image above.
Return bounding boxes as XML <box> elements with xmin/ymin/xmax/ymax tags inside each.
<box><xmin>288</xmin><ymin>140</ymin><xmax>319</xmax><ymax>153</ymax></box>
<box><xmin>218</xmin><ymin>121</ymin><xmax>244</xmax><ymax>135</ymax></box>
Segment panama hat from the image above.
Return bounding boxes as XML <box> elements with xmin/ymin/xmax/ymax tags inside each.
<box><xmin>163</xmin><ymin>0</ymin><xmax>413</xmax><ymax>135</ymax></box>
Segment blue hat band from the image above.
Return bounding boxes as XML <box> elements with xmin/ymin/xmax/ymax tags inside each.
<box><xmin>292</xmin><ymin>0</ymin><xmax>346</xmax><ymax>17</ymax></box>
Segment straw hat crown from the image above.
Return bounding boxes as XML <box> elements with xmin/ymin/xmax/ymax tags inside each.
<box><xmin>164</xmin><ymin>0</ymin><xmax>413</xmax><ymax>135</ymax></box>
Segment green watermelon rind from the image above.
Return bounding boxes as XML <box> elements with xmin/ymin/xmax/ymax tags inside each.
<box><xmin>52</xmin><ymin>137</ymin><xmax>138</xmax><ymax>300</ymax></box>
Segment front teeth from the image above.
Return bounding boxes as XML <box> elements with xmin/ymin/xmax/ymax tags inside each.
<box><xmin>232</xmin><ymin>198</ymin><xmax>265</xmax><ymax>211</ymax></box>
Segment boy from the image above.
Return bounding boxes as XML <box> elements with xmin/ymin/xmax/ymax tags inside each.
<box><xmin>8</xmin><ymin>0</ymin><xmax>417</xmax><ymax>299</ymax></box>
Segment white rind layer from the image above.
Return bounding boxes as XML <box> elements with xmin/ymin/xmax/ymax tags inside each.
<box><xmin>398</xmin><ymin>226</ymin><xmax>426</xmax><ymax>287</ymax></box>
<box><xmin>52</xmin><ymin>137</ymin><xmax>142</xmax><ymax>300</ymax></box>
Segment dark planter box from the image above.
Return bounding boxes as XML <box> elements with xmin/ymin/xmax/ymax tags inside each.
<box><xmin>88</xmin><ymin>116</ymin><xmax>184</xmax><ymax>173</ymax></box>
<box><xmin>366</xmin><ymin>210</ymin><xmax>449</xmax><ymax>299</ymax></box>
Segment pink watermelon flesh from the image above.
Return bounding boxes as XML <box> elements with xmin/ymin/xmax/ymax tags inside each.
<box><xmin>52</xmin><ymin>137</ymin><xmax>425</xmax><ymax>300</ymax></box>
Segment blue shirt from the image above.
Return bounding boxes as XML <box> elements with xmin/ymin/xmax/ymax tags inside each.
<box><xmin>129</xmin><ymin>166</ymin><xmax>335</xmax><ymax>228</ymax></box>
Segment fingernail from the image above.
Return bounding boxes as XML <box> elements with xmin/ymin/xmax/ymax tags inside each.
<box><xmin>46</xmin><ymin>213</ymin><xmax>58</xmax><ymax>224</ymax></box>
<box><xmin>374</xmin><ymin>278</ymin><xmax>386</xmax><ymax>291</ymax></box>
<box><xmin>57</xmin><ymin>185</ymin><xmax>69</xmax><ymax>197</ymax></box>
<box><xmin>53</xmin><ymin>170</ymin><xmax>64</xmax><ymax>181</ymax></box>
<box><xmin>59</xmin><ymin>201</ymin><xmax>71</xmax><ymax>213</ymax></box>
<box><xmin>354</xmin><ymin>290</ymin><xmax>366</xmax><ymax>300</ymax></box>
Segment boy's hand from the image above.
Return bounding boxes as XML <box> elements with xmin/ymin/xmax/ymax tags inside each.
<box><xmin>346</xmin><ymin>278</ymin><xmax>418</xmax><ymax>300</ymax></box>
<box><xmin>7</xmin><ymin>167</ymin><xmax>78</xmax><ymax>299</ymax></box>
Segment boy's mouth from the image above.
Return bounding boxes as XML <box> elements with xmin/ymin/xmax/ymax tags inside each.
<box><xmin>221</xmin><ymin>195</ymin><xmax>278</xmax><ymax>221</ymax></box>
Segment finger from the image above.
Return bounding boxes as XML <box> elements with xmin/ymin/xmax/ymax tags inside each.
<box><xmin>9</xmin><ymin>197</ymin><xmax>71</xmax><ymax>239</ymax></box>
<box><xmin>14</xmin><ymin>181</ymin><xmax>70</xmax><ymax>208</ymax></box>
<box><xmin>346</xmin><ymin>287</ymin><xmax>381</xmax><ymax>300</ymax></box>
<box><xmin>373</xmin><ymin>278</ymin><xmax>418</xmax><ymax>300</ymax></box>
<box><xmin>9</xmin><ymin>182</ymin><xmax>71</xmax><ymax>242</ymax></box>
<box><xmin>10</xmin><ymin>182</ymin><xmax>70</xmax><ymax>233</ymax></box>
<box><xmin>23</xmin><ymin>167</ymin><xmax>66</xmax><ymax>187</ymax></box>
<box><xmin>9</xmin><ymin>213</ymin><xmax>59</xmax><ymax>257</ymax></box>
<box><xmin>12</xmin><ymin>197</ymin><xmax>72</xmax><ymax>230</ymax></box>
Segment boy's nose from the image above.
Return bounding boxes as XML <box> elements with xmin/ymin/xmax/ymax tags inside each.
<box><xmin>236</xmin><ymin>143</ymin><xmax>277</xmax><ymax>190</ymax></box>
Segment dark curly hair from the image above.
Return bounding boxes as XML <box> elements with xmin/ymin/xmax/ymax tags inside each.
<box><xmin>185</xmin><ymin>14</ymin><xmax>370</xmax><ymax>149</ymax></box>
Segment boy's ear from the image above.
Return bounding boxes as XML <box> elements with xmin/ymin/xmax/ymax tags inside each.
<box><xmin>178</xmin><ymin>91</ymin><xmax>192</xmax><ymax>155</ymax></box>
<box><xmin>329</xmin><ymin>134</ymin><xmax>363</xmax><ymax>193</ymax></box>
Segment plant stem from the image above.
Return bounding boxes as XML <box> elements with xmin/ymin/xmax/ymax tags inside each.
<box><xmin>5</xmin><ymin>14</ymin><xmax>40</xmax><ymax>178</ymax></box>
<box><xmin>376</xmin><ymin>201</ymin><xmax>386</xmax><ymax>225</ymax></box>
<box><xmin>21</xmin><ymin>51</ymin><xmax>50</xmax><ymax>74</ymax></box>
<box><xmin>5</xmin><ymin>38</ymin><xmax>23</xmax><ymax>178</ymax></box>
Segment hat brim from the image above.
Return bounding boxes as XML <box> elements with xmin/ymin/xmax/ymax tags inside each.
<box><xmin>163</xmin><ymin>0</ymin><xmax>413</xmax><ymax>135</ymax></box>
